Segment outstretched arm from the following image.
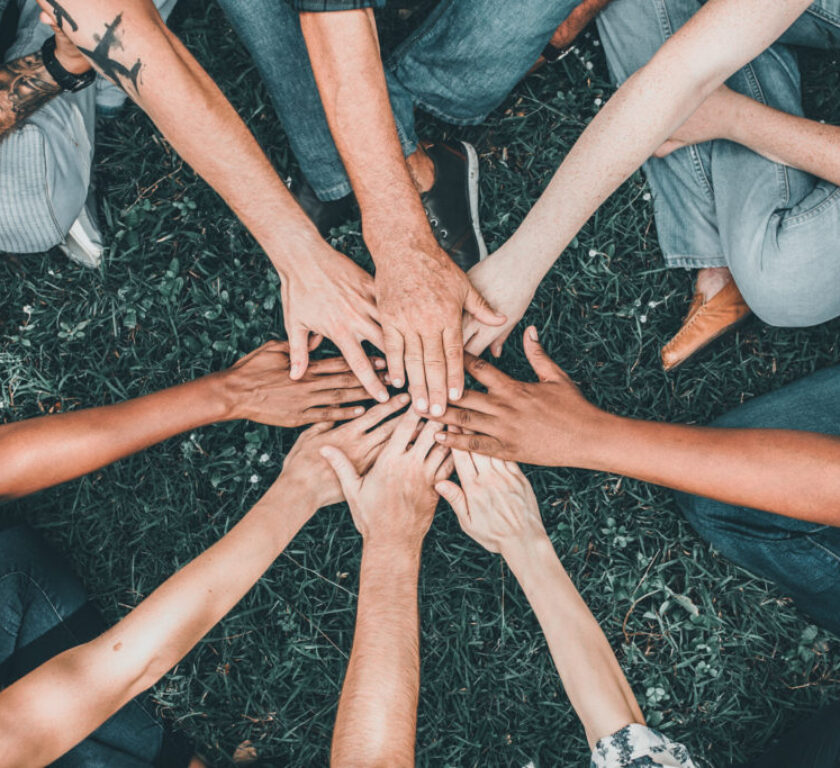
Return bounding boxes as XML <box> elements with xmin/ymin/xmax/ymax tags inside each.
<box><xmin>437</xmin><ymin>454</ymin><xmax>643</xmax><ymax>748</ymax></box>
<box><xmin>0</xmin><ymin>396</ymin><xmax>412</xmax><ymax>768</ymax></box>
<box><xmin>324</xmin><ymin>412</ymin><xmax>452</xmax><ymax>767</ymax></box>
<box><xmin>0</xmin><ymin>341</ymin><xmax>378</xmax><ymax>501</ymax></box>
<box><xmin>299</xmin><ymin>9</ymin><xmax>503</xmax><ymax>418</ymax></box>
<box><xmin>35</xmin><ymin>0</ymin><xmax>388</xmax><ymax>400</ymax></box>
<box><xmin>435</xmin><ymin>328</ymin><xmax>840</xmax><ymax>527</ymax></box>
<box><xmin>463</xmin><ymin>0</ymin><xmax>812</xmax><ymax>355</ymax></box>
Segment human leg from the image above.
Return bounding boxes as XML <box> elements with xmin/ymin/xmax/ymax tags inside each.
<box><xmin>674</xmin><ymin>366</ymin><xmax>840</xmax><ymax>634</ymax></box>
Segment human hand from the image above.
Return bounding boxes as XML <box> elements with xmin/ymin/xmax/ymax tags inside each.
<box><xmin>374</xmin><ymin>237</ymin><xmax>505</xmax><ymax>417</ymax></box>
<box><xmin>434</xmin><ymin>327</ymin><xmax>611</xmax><ymax>467</ymax></box>
<box><xmin>278</xmin><ymin>393</ymin><xmax>412</xmax><ymax>511</ymax></box>
<box><xmin>462</xmin><ymin>249</ymin><xmax>536</xmax><ymax>358</ymax></box>
<box><xmin>281</xmin><ymin>244</ymin><xmax>389</xmax><ymax>404</ymax></box>
<box><xmin>217</xmin><ymin>340</ymin><xmax>387</xmax><ymax>428</ymax></box>
<box><xmin>320</xmin><ymin>409</ymin><xmax>454</xmax><ymax>549</ymax></box>
<box><xmin>436</xmin><ymin>451</ymin><xmax>547</xmax><ymax>557</ymax></box>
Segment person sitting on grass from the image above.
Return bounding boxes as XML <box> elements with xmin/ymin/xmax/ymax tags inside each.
<box><xmin>464</xmin><ymin>0</ymin><xmax>840</xmax><ymax>371</ymax></box>
<box><xmin>0</xmin><ymin>338</ymin><xmax>404</xmax><ymax>767</ymax></box>
<box><xmin>433</xmin><ymin>327</ymin><xmax>840</xmax><ymax>637</ymax></box>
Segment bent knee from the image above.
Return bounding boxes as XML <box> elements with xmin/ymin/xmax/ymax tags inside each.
<box><xmin>736</xmin><ymin>272</ymin><xmax>840</xmax><ymax>328</ymax></box>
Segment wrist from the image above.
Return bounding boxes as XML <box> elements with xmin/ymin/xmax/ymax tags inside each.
<box><xmin>255</xmin><ymin>475</ymin><xmax>319</xmax><ymax>544</ymax></box>
<box><xmin>203</xmin><ymin>369</ymin><xmax>242</xmax><ymax>422</ymax></box>
<box><xmin>362</xmin><ymin>537</ymin><xmax>423</xmax><ymax>572</ymax></box>
<box><xmin>55</xmin><ymin>50</ymin><xmax>91</xmax><ymax>76</ymax></box>
<box><xmin>502</xmin><ymin>533</ymin><xmax>557</xmax><ymax>583</ymax></box>
<box><xmin>552</xmin><ymin>407</ymin><xmax>620</xmax><ymax>470</ymax></box>
<box><xmin>577</xmin><ymin>413</ymin><xmax>640</xmax><ymax>473</ymax></box>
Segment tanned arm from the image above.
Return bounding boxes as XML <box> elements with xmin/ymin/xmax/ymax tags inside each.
<box><xmin>323</xmin><ymin>412</ymin><xmax>453</xmax><ymax>767</ymax></box>
<box><xmin>34</xmin><ymin>0</ymin><xmax>388</xmax><ymax>401</ymax></box>
<box><xmin>299</xmin><ymin>9</ymin><xmax>504</xmax><ymax>420</ymax></box>
<box><xmin>0</xmin><ymin>341</ymin><xmax>378</xmax><ymax>501</ymax></box>
<box><xmin>434</xmin><ymin>328</ymin><xmax>840</xmax><ymax>527</ymax></box>
<box><xmin>437</xmin><ymin>454</ymin><xmax>643</xmax><ymax>748</ymax></box>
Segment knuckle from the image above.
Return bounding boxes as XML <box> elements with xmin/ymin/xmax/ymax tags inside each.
<box><xmin>468</xmin><ymin>437</ymin><xmax>483</xmax><ymax>452</ymax></box>
<box><xmin>457</xmin><ymin>410</ymin><xmax>471</xmax><ymax>426</ymax></box>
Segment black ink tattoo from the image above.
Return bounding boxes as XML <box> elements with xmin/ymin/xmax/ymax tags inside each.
<box><xmin>44</xmin><ymin>0</ymin><xmax>78</xmax><ymax>32</ymax></box>
<box><xmin>0</xmin><ymin>53</ymin><xmax>61</xmax><ymax>138</ymax></box>
<box><xmin>77</xmin><ymin>14</ymin><xmax>142</xmax><ymax>95</ymax></box>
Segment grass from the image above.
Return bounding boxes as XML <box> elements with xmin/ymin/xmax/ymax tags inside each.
<box><xmin>2</xmin><ymin>2</ymin><xmax>840</xmax><ymax>766</ymax></box>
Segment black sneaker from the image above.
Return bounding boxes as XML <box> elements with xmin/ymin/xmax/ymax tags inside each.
<box><xmin>420</xmin><ymin>140</ymin><xmax>488</xmax><ymax>272</ymax></box>
<box><xmin>290</xmin><ymin>176</ymin><xmax>357</xmax><ymax>238</ymax></box>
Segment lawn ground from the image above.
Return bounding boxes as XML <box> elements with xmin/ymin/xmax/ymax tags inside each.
<box><xmin>1</xmin><ymin>2</ymin><xmax>839</xmax><ymax>766</ymax></box>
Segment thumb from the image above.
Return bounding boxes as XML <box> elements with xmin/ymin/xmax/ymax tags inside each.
<box><xmin>288</xmin><ymin>325</ymin><xmax>311</xmax><ymax>380</ymax></box>
<box><xmin>523</xmin><ymin>326</ymin><xmax>563</xmax><ymax>382</ymax></box>
<box><xmin>490</xmin><ymin>326</ymin><xmax>514</xmax><ymax>359</ymax></box>
<box><xmin>320</xmin><ymin>445</ymin><xmax>361</xmax><ymax>494</ymax></box>
<box><xmin>435</xmin><ymin>480</ymin><xmax>469</xmax><ymax>520</ymax></box>
<box><xmin>465</xmin><ymin>286</ymin><xmax>506</xmax><ymax>327</ymax></box>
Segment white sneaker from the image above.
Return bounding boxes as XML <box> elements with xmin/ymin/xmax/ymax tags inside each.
<box><xmin>58</xmin><ymin>200</ymin><xmax>104</xmax><ymax>269</ymax></box>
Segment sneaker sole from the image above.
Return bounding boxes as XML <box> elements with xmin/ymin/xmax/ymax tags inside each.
<box><xmin>460</xmin><ymin>140</ymin><xmax>488</xmax><ymax>262</ymax></box>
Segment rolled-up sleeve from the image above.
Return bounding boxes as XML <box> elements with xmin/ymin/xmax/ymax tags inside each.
<box><xmin>287</xmin><ymin>0</ymin><xmax>386</xmax><ymax>10</ymax></box>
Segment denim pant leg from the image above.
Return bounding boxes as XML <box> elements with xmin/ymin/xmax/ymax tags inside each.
<box><xmin>216</xmin><ymin>0</ymin><xmax>354</xmax><ymax>201</ymax></box>
<box><xmin>597</xmin><ymin>0</ymin><xmax>726</xmax><ymax>269</ymax></box>
<box><xmin>384</xmin><ymin>0</ymin><xmax>581</xmax><ymax>149</ymax></box>
<box><xmin>710</xmin><ymin>8</ymin><xmax>840</xmax><ymax>328</ymax></box>
<box><xmin>0</xmin><ymin>0</ymin><xmax>95</xmax><ymax>253</ymax></box>
<box><xmin>674</xmin><ymin>366</ymin><xmax>840</xmax><ymax>635</ymax></box>
<box><xmin>0</xmin><ymin>525</ymin><xmax>170</xmax><ymax>767</ymax></box>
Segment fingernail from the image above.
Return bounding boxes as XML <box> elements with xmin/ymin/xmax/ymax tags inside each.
<box><xmin>417</xmin><ymin>398</ymin><xmax>428</xmax><ymax>412</ymax></box>
<box><xmin>398</xmin><ymin>393</ymin><xmax>411</xmax><ymax>404</ymax></box>
<box><xmin>431</xmin><ymin>404</ymin><xmax>444</xmax><ymax>417</ymax></box>
<box><xmin>377</xmin><ymin>391</ymin><xmax>389</xmax><ymax>402</ymax></box>
<box><xmin>384</xmin><ymin>374</ymin><xmax>392</xmax><ymax>384</ymax></box>
<box><xmin>435</xmin><ymin>433</ymin><xmax>446</xmax><ymax>442</ymax></box>
<box><xmin>392</xmin><ymin>378</ymin><xmax>404</xmax><ymax>388</ymax></box>
<box><xmin>290</xmin><ymin>363</ymin><xmax>301</xmax><ymax>376</ymax></box>
<box><xmin>354</xmin><ymin>406</ymin><xmax>365</xmax><ymax>415</ymax></box>
<box><xmin>374</xmin><ymin>359</ymin><xmax>386</xmax><ymax>369</ymax></box>
<box><xmin>528</xmin><ymin>326</ymin><xmax>538</xmax><ymax>342</ymax></box>
<box><xmin>449</xmin><ymin>388</ymin><xmax>460</xmax><ymax>400</ymax></box>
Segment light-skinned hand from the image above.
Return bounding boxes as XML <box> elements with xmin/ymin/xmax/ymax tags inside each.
<box><xmin>320</xmin><ymin>409</ymin><xmax>454</xmax><ymax>549</ymax></box>
<box><xmin>436</xmin><ymin>451</ymin><xmax>548</xmax><ymax>558</ymax></box>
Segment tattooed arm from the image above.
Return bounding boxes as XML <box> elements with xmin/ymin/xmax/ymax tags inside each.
<box><xmin>0</xmin><ymin>26</ymin><xmax>90</xmax><ymax>138</ymax></box>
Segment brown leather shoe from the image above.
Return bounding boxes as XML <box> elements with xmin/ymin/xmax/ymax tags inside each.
<box><xmin>661</xmin><ymin>280</ymin><xmax>751</xmax><ymax>371</ymax></box>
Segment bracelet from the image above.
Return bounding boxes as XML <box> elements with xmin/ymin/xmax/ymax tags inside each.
<box><xmin>41</xmin><ymin>35</ymin><xmax>95</xmax><ymax>93</ymax></box>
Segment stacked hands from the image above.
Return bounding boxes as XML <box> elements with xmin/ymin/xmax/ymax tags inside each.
<box><xmin>234</xmin><ymin>324</ymin><xmax>593</xmax><ymax>534</ymax></box>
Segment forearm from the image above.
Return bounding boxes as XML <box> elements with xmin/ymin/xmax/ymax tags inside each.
<box><xmin>0</xmin><ymin>477</ymin><xmax>316</xmax><ymax>768</ymax></box>
<box><xmin>0</xmin><ymin>52</ymin><xmax>61</xmax><ymax>137</ymax></box>
<box><xmin>331</xmin><ymin>542</ymin><xmax>422</xmax><ymax>768</ymax></box>
<box><xmin>578</xmin><ymin>415</ymin><xmax>840</xmax><ymax>525</ymax></box>
<box><xmin>506</xmin><ymin>0</ymin><xmax>810</xmax><ymax>277</ymax></box>
<box><xmin>55</xmin><ymin>0</ymin><xmax>320</xmax><ymax>272</ymax></box>
<box><xmin>505</xmin><ymin>537</ymin><xmax>643</xmax><ymax>748</ymax></box>
<box><xmin>0</xmin><ymin>371</ymin><xmax>235</xmax><ymax>501</ymax></box>
<box><xmin>300</xmin><ymin>10</ymin><xmax>433</xmax><ymax>255</ymax></box>
<box><xmin>726</xmin><ymin>94</ymin><xmax>840</xmax><ymax>186</ymax></box>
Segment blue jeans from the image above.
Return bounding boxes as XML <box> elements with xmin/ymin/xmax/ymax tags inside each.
<box><xmin>218</xmin><ymin>0</ymin><xmax>580</xmax><ymax>201</ymax></box>
<box><xmin>597</xmin><ymin>0</ymin><xmax>840</xmax><ymax>327</ymax></box>
<box><xmin>672</xmin><ymin>366</ymin><xmax>840</xmax><ymax>635</ymax></box>
<box><xmin>0</xmin><ymin>525</ymin><xmax>191</xmax><ymax>767</ymax></box>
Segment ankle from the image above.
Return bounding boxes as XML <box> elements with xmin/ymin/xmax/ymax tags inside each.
<box><xmin>406</xmin><ymin>145</ymin><xmax>435</xmax><ymax>194</ymax></box>
<box><xmin>695</xmin><ymin>266</ymin><xmax>732</xmax><ymax>301</ymax></box>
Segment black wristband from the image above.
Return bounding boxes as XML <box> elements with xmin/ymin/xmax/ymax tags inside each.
<box><xmin>41</xmin><ymin>35</ymin><xmax>95</xmax><ymax>93</ymax></box>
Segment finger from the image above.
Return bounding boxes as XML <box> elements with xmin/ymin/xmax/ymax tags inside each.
<box><xmin>319</xmin><ymin>446</ymin><xmax>361</xmax><ymax>495</ymax></box>
<box><xmin>338</xmin><ymin>337</ymin><xmax>389</xmax><ymax>403</ymax></box>
<box><xmin>305</xmin><ymin>404</ymin><xmax>367</xmax><ymax>423</ymax></box>
<box><xmin>433</xmin><ymin>406</ymin><xmax>496</xmax><ymax>433</ymax></box>
<box><xmin>471</xmin><ymin>451</ymin><xmax>495</xmax><ymax>475</ymax></box>
<box><xmin>288</xmin><ymin>325</ymin><xmax>311</xmax><ymax>380</ymax></box>
<box><xmin>362</xmin><ymin>407</ymin><xmax>403</xmax><ymax>449</ymax></box>
<box><xmin>464</xmin><ymin>285</ymin><xmax>506</xmax><ymax>327</ymax></box>
<box><xmin>362</xmin><ymin>320</ymin><xmax>386</xmax><ymax>354</ymax></box>
<box><xmin>306</xmin><ymin>357</ymin><xmax>353</xmax><ymax>376</ymax></box>
<box><xmin>489</xmin><ymin>326</ymin><xmax>514</xmax><ymax>359</ymax></box>
<box><xmin>300</xmin><ymin>421</ymin><xmax>335</xmax><ymax>438</ymax></box>
<box><xmin>391</xmin><ymin>409</ymin><xmax>423</xmax><ymax>453</ymax></box>
<box><xmin>435</xmin><ymin>480</ymin><xmax>470</xmax><ymax>522</ymax></box>
<box><xmin>464</xmin><ymin>353</ymin><xmax>512</xmax><ymax>390</ymax></box>
<box><xmin>523</xmin><ymin>326</ymin><xmax>564</xmax><ymax>383</ymax></box>
<box><xmin>308</xmin><ymin>334</ymin><xmax>324</xmax><ymax>352</ymax></box>
<box><xmin>443</xmin><ymin>326</ymin><xmax>465</xmax><ymax>404</ymax></box>
<box><xmin>421</xmin><ymin>334</ymin><xmax>448</xmax><ymax>418</ymax></box>
<box><xmin>412</xmin><ymin>419</ymin><xmax>442</xmax><ymax>458</ymax></box>
<box><xmin>353</xmin><ymin>392</ymin><xmax>411</xmax><ymax>432</ymax></box>
<box><xmin>383</xmin><ymin>325</ymin><xmax>406</xmax><ymax>390</ymax></box>
<box><xmin>434</xmin><ymin>452</ymin><xmax>455</xmax><ymax>483</ymax></box>
<box><xmin>450</xmin><ymin>446</ymin><xmax>477</xmax><ymax>484</ymax></box>
<box><xmin>404</xmin><ymin>333</ymin><xmax>428</xmax><ymax>414</ymax></box>
<box><xmin>425</xmin><ymin>443</ymin><xmax>452</xmax><ymax>476</ymax></box>
<box><xmin>434</xmin><ymin>432</ymin><xmax>505</xmax><ymax>458</ymax></box>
